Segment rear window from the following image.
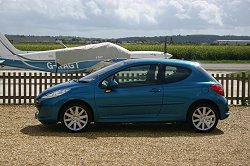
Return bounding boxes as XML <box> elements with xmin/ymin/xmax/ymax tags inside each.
<box><xmin>164</xmin><ymin>65</ymin><xmax>191</xmax><ymax>83</ymax></box>
<box><xmin>197</xmin><ymin>66</ymin><xmax>218</xmax><ymax>82</ymax></box>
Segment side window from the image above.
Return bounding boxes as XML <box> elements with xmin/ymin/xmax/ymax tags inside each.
<box><xmin>100</xmin><ymin>64</ymin><xmax>159</xmax><ymax>88</ymax></box>
<box><xmin>164</xmin><ymin>65</ymin><xmax>191</xmax><ymax>83</ymax></box>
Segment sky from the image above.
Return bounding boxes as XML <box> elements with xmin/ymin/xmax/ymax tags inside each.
<box><xmin>0</xmin><ymin>0</ymin><xmax>250</xmax><ymax>38</ymax></box>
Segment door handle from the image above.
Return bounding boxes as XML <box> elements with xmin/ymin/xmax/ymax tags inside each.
<box><xmin>150</xmin><ymin>88</ymin><xmax>161</xmax><ymax>93</ymax></box>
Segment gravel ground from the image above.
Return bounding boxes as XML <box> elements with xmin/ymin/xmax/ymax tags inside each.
<box><xmin>0</xmin><ymin>105</ymin><xmax>249</xmax><ymax>166</ymax></box>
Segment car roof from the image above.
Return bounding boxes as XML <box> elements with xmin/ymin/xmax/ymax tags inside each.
<box><xmin>123</xmin><ymin>59</ymin><xmax>200</xmax><ymax>69</ymax></box>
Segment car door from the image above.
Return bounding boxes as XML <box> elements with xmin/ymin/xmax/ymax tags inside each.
<box><xmin>160</xmin><ymin>65</ymin><xmax>193</xmax><ymax>121</ymax></box>
<box><xmin>95</xmin><ymin>64</ymin><xmax>163</xmax><ymax>122</ymax></box>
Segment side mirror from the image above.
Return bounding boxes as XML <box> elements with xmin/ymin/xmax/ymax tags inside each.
<box><xmin>107</xmin><ymin>80</ymin><xmax>118</xmax><ymax>89</ymax></box>
<box><xmin>105</xmin><ymin>80</ymin><xmax>118</xmax><ymax>93</ymax></box>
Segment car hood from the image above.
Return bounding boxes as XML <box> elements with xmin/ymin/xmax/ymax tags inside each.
<box><xmin>36</xmin><ymin>80</ymin><xmax>89</xmax><ymax>99</ymax></box>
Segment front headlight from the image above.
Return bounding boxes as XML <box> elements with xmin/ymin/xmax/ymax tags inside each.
<box><xmin>42</xmin><ymin>88</ymin><xmax>71</xmax><ymax>99</ymax></box>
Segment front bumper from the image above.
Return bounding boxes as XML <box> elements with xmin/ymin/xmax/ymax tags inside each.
<box><xmin>35</xmin><ymin>111</ymin><xmax>39</xmax><ymax>119</ymax></box>
<box><xmin>35</xmin><ymin>99</ymin><xmax>62</xmax><ymax>124</ymax></box>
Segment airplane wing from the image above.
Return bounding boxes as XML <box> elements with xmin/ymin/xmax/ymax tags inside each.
<box><xmin>55</xmin><ymin>42</ymin><xmax>172</xmax><ymax>66</ymax></box>
<box><xmin>130</xmin><ymin>51</ymin><xmax>172</xmax><ymax>59</ymax></box>
<box><xmin>55</xmin><ymin>42</ymin><xmax>131</xmax><ymax>65</ymax></box>
<box><xmin>83</xmin><ymin>60</ymin><xmax>115</xmax><ymax>74</ymax></box>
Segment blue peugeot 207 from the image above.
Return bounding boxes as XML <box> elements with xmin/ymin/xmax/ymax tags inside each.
<box><xmin>35</xmin><ymin>59</ymin><xmax>229</xmax><ymax>133</ymax></box>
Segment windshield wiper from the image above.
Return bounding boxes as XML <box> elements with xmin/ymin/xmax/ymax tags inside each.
<box><xmin>78</xmin><ymin>79</ymin><xmax>89</xmax><ymax>83</ymax></box>
<box><xmin>72</xmin><ymin>79</ymin><xmax>79</xmax><ymax>82</ymax></box>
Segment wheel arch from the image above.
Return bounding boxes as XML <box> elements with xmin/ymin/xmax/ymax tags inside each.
<box><xmin>57</xmin><ymin>99</ymin><xmax>94</xmax><ymax>122</ymax></box>
<box><xmin>186</xmin><ymin>99</ymin><xmax>220</xmax><ymax>120</ymax></box>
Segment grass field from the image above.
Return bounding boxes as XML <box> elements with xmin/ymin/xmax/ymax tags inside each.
<box><xmin>123</xmin><ymin>44</ymin><xmax>250</xmax><ymax>60</ymax></box>
<box><xmin>14</xmin><ymin>43</ymin><xmax>250</xmax><ymax>61</ymax></box>
<box><xmin>229</xmin><ymin>71</ymin><xmax>250</xmax><ymax>77</ymax></box>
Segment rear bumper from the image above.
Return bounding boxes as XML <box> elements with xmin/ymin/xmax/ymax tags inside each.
<box><xmin>221</xmin><ymin>111</ymin><xmax>230</xmax><ymax>120</ymax></box>
<box><xmin>220</xmin><ymin>107</ymin><xmax>230</xmax><ymax>120</ymax></box>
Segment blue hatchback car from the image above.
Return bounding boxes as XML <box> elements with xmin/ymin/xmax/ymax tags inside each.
<box><xmin>35</xmin><ymin>59</ymin><xmax>229</xmax><ymax>133</ymax></box>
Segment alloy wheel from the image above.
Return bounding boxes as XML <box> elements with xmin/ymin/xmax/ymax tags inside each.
<box><xmin>63</xmin><ymin>106</ymin><xmax>89</xmax><ymax>131</ymax></box>
<box><xmin>192</xmin><ymin>106</ymin><xmax>217</xmax><ymax>131</ymax></box>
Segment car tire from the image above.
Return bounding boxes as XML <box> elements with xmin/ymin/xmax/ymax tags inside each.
<box><xmin>188</xmin><ymin>103</ymin><xmax>219</xmax><ymax>133</ymax></box>
<box><xmin>60</xmin><ymin>102</ymin><xmax>92</xmax><ymax>132</ymax></box>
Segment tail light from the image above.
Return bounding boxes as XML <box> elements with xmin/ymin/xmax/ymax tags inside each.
<box><xmin>210</xmin><ymin>84</ymin><xmax>224</xmax><ymax>96</ymax></box>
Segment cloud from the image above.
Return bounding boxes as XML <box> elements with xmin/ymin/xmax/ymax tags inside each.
<box><xmin>167</xmin><ymin>0</ymin><xmax>190</xmax><ymax>19</ymax></box>
<box><xmin>86</xmin><ymin>1</ymin><xmax>102</xmax><ymax>16</ymax></box>
<box><xmin>0</xmin><ymin>0</ymin><xmax>87</xmax><ymax>19</ymax></box>
<box><xmin>192</xmin><ymin>1</ymin><xmax>223</xmax><ymax>26</ymax></box>
<box><xmin>94</xmin><ymin>0</ymin><xmax>159</xmax><ymax>26</ymax></box>
<box><xmin>0</xmin><ymin>0</ymin><xmax>249</xmax><ymax>37</ymax></box>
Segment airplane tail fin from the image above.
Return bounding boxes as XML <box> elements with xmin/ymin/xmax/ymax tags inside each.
<box><xmin>0</xmin><ymin>32</ymin><xmax>24</xmax><ymax>58</ymax></box>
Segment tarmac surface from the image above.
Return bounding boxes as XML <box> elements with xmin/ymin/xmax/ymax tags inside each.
<box><xmin>200</xmin><ymin>63</ymin><xmax>250</xmax><ymax>71</ymax></box>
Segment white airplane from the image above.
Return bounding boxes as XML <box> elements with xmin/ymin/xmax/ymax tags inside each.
<box><xmin>0</xmin><ymin>33</ymin><xmax>172</xmax><ymax>73</ymax></box>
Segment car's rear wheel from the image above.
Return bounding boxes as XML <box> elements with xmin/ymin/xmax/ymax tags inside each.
<box><xmin>188</xmin><ymin>103</ymin><xmax>218</xmax><ymax>133</ymax></box>
<box><xmin>60</xmin><ymin>102</ymin><xmax>91</xmax><ymax>132</ymax></box>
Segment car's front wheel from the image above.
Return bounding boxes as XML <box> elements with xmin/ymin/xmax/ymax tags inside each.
<box><xmin>188</xmin><ymin>103</ymin><xmax>219</xmax><ymax>133</ymax></box>
<box><xmin>60</xmin><ymin>102</ymin><xmax>91</xmax><ymax>132</ymax></box>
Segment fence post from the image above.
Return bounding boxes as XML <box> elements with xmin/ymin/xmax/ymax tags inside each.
<box><xmin>13</xmin><ymin>72</ymin><xmax>16</xmax><ymax>104</ymax></box>
<box><xmin>225</xmin><ymin>74</ymin><xmax>229</xmax><ymax>99</ymax></box>
<box><xmin>18</xmin><ymin>73</ymin><xmax>22</xmax><ymax>104</ymax></box>
<box><xmin>236</xmin><ymin>74</ymin><xmax>240</xmax><ymax>105</ymax></box>
<box><xmin>242</xmin><ymin>72</ymin><xmax>246</xmax><ymax>105</ymax></box>
<box><xmin>8</xmin><ymin>73</ymin><xmax>11</xmax><ymax>104</ymax></box>
<box><xmin>24</xmin><ymin>73</ymin><xmax>26</xmax><ymax>104</ymax></box>
<box><xmin>248</xmin><ymin>75</ymin><xmax>250</xmax><ymax>103</ymax></box>
<box><xmin>230</xmin><ymin>74</ymin><xmax>234</xmax><ymax>105</ymax></box>
<box><xmin>3</xmin><ymin>72</ymin><xmax>5</xmax><ymax>104</ymax></box>
<box><xmin>39</xmin><ymin>73</ymin><xmax>43</xmax><ymax>94</ymax></box>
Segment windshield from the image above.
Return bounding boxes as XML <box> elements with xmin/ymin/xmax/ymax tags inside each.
<box><xmin>79</xmin><ymin>61</ymin><xmax>125</xmax><ymax>82</ymax></box>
